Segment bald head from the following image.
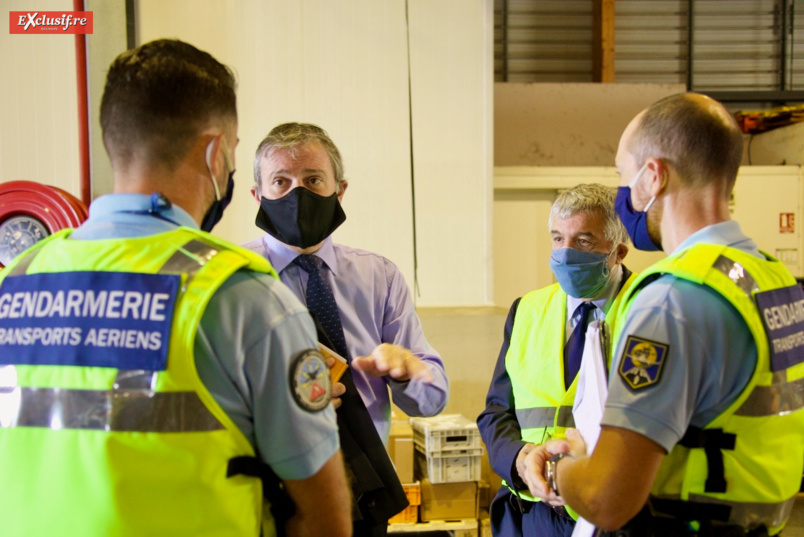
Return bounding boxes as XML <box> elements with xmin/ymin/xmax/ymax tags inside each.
<box><xmin>624</xmin><ymin>93</ymin><xmax>743</xmax><ymax>194</ymax></box>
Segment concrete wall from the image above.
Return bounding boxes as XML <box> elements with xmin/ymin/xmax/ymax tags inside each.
<box><xmin>743</xmin><ymin>121</ymin><xmax>804</xmax><ymax>166</ymax></box>
<box><xmin>495</xmin><ymin>82</ymin><xmax>686</xmax><ymax>166</ymax></box>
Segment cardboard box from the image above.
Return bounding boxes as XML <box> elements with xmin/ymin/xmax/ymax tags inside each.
<box><xmin>419</xmin><ymin>478</ymin><xmax>478</xmax><ymax>522</ymax></box>
<box><xmin>479</xmin><ymin>510</ymin><xmax>491</xmax><ymax>537</ymax></box>
<box><xmin>477</xmin><ymin>480</ymin><xmax>490</xmax><ymax>513</ymax></box>
<box><xmin>388</xmin><ymin>420</ymin><xmax>414</xmax><ymax>483</ymax></box>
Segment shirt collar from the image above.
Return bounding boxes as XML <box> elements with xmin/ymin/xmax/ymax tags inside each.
<box><xmin>88</xmin><ymin>193</ymin><xmax>197</xmax><ymax>228</ymax></box>
<box><xmin>673</xmin><ymin>220</ymin><xmax>760</xmax><ymax>256</ymax></box>
<box><xmin>261</xmin><ymin>234</ymin><xmax>339</xmax><ymax>276</ymax></box>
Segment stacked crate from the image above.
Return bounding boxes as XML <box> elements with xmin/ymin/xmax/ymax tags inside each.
<box><xmin>410</xmin><ymin>414</ymin><xmax>483</xmax><ymax>524</ymax></box>
<box><xmin>410</xmin><ymin>414</ymin><xmax>482</xmax><ymax>484</ymax></box>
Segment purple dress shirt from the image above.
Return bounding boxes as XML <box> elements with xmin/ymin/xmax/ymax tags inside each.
<box><xmin>242</xmin><ymin>233</ymin><xmax>449</xmax><ymax>442</ymax></box>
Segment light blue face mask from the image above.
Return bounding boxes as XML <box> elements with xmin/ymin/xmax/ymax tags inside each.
<box><xmin>549</xmin><ymin>247</ymin><xmax>613</xmax><ymax>299</ymax></box>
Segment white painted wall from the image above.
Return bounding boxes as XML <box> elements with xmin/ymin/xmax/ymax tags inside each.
<box><xmin>407</xmin><ymin>0</ymin><xmax>494</xmax><ymax>307</ymax></box>
<box><xmin>0</xmin><ymin>0</ymin><xmax>81</xmax><ymax>196</ymax></box>
<box><xmin>135</xmin><ymin>0</ymin><xmax>494</xmax><ymax>307</ymax></box>
<box><xmin>135</xmin><ymin>0</ymin><xmax>417</xmax><ymax>287</ymax></box>
<box><xmin>1</xmin><ymin>0</ymin><xmax>494</xmax><ymax>307</ymax></box>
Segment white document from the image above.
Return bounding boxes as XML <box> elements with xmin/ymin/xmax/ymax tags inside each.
<box><xmin>570</xmin><ymin>320</ymin><xmax>609</xmax><ymax>537</ymax></box>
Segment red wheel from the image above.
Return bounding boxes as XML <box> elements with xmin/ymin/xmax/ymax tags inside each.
<box><xmin>0</xmin><ymin>181</ymin><xmax>89</xmax><ymax>267</ymax></box>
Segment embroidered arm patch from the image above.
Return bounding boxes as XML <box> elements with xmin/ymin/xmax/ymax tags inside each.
<box><xmin>289</xmin><ymin>349</ymin><xmax>332</xmax><ymax>412</ymax></box>
<box><xmin>618</xmin><ymin>335</ymin><xmax>669</xmax><ymax>390</ymax></box>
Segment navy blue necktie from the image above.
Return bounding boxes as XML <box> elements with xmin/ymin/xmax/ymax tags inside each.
<box><xmin>293</xmin><ymin>254</ymin><xmax>409</xmax><ymax>521</ymax></box>
<box><xmin>293</xmin><ymin>254</ymin><xmax>349</xmax><ymax>360</ymax></box>
<box><xmin>563</xmin><ymin>301</ymin><xmax>596</xmax><ymax>389</ymax></box>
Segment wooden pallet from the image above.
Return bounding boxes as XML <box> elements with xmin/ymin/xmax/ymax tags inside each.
<box><xmin>388</xmin><ymin>518</ymin><xmax>478</xmax><ymax>536</ymax></box>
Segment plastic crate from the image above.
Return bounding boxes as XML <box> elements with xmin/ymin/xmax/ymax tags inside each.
<box><xmin>410</xmin><ymin>414</ymin><xmax>482</xmax><ymax>455</ymax></box>
<box><xmin>388</xmin><ymin>481</ymin><xmax>421</xmax><ymax>524</ymax></box>
<box><xmin>388</xmin><ymin>504</ymin><xmax>418</xmax><ymax>524</ymax></box>
<box><xmin>415</xmin><ymin>449</ymin><xmax>482</xmax><ymax>483</ymax></box>
<box><xmin>403</xmin><ymin>482</ymin><xmax>422</xmax><ymax>506</ymax></box>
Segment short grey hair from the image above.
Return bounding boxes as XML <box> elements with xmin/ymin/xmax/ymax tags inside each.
<box><xmin>629</xmin><ymin>93</ymin><xmax>743</xmax><ymax>192</ymax></box>
<box><xmin>253</xmin><ymin>122</ymin><xmax>345</xmax><ymax>191</ymax></box>
<box><xmin>548</xmin><ymin>183</ymin><xmax>629</xmax><ymax>246</ymax></box>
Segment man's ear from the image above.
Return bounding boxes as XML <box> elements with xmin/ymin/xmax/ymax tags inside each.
<box><xmin>250</xmin><ymin>185</ymin><xmax>262</xmax><ymax>203</ymax></box>
<box><xmin>337</xmin><ymin>180</ymin><xmax>349</xmax><ymax>202</ymax></box>
<box><xmin>204</xmin><ymin>134</ymin><xmax>226</xmax><ymax>176</ymax></box>
<box><xmin>615</xmin><ymin>242</ymin><xmax>629</xmax><ymax>264</ymax></box>
<box><xmin>644</xmin><ymin>157</ymin><xmax>668</xmax><ymax>197</ymax></box>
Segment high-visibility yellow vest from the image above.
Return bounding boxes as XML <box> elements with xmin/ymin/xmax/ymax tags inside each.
<box><xmin>504</xmin><ymin>272</ymin><xmax>638</xmax><ymax>507</ymax></box>
<box><xmin>611</xmin><ymin>244</ymin><xmax>804</xmax><ymax>535</ymax></box>
<box><xmin>0</xmin><ymin>227</ymin><xmax>280</xmax><ymax>537</ymax></box>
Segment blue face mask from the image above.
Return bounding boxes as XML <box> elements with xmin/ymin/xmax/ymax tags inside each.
<box><xmin>549</xmin><ymin>247</ymin><xmax>613</xmax><ymax>299</ymax></box>
<box><xmin>614</xmin><ymin>163</ymin><xmax>662</xmax><ymax>251</ymax></box>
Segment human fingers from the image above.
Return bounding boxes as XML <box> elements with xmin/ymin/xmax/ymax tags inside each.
<box><xmin>330</xmin><ymin>381</ymin><xmax>346</xmax><ymax>410</ymax></box>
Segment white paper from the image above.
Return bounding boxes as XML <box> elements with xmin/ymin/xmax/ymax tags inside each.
<box><xmin>570</xmin><ymin>320</ymin><xmax>609</xmax><ymax>537</ymax></box>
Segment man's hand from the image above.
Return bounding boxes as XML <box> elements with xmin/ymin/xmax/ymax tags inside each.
<box><xmin>521</xmin><ymin>439</ymin><xmax>570</xmax><ymax>506</ymax></box>
<box><xmin>521</xmin><ymin>429</ymin><xmax>589</xmax><ymax>505</ymax></box>
<box><xmin>351</xmin><ymin>343</ymin><xmax>433</xmax><ymax>383</ymax></box>
<box><xmin>515</xmin><ymin>443</ymin><xmax>537</xmax><ymax>482</ymax></box>
<box><xmin>322</xmin><ymin>354</ymin><xmax>347</xmax><ymax>409</ymax></box>
<box><xmin>329</xmin><ymin>381</ymin><xmax>346</xmax><ymax>410</ymax></box>
<box><xmin>564</xmin><ymin>428</ymin><xmax>589</xmax><ymax>458</ymax></box>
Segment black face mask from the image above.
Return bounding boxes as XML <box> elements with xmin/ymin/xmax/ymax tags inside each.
<box><xmin>200</xmin><ymin>173</ymin><xmax>234</xmax><ymax>232</ymax></box>
<box><xmin>256</xmin><ymin>187</ymin><xmax>346</xmax><ymax>249</ymax></box>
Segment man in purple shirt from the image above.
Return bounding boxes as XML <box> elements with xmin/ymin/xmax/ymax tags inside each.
<box><xmin>242</xmin><ymin>122</ymin><xmax>449</xmax><ymax>536</ymax></box>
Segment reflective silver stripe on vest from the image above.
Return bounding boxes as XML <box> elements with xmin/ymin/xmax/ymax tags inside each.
<box><xmin>654</xmin><ymin>493</ymin><xmax>797</xmax><ymax>530</ymax></box>
<box><xmin>5</xmin><ymin>238</ymin><xmax>220</xmax><ymax>279</ymax></box>
<box><xmin>515</xmin><ymin>406</ymin><xmax>575</xmax><ymax>429</ymax></box>
<box><xmin>114</xmin><ymin>369</ymin><xmax>157</xmax><ymax>391</ymax></box>
<box><xmin>160</xmin><ymin>239</ymin><xmax>220</xmax><ymax>279</ymax></box>
<box><xmin>6</xmin><ymin>247</ymin><xmax>41</xmax><ymax>277</ymax></box>
<box><xmin>0</xmin><ymin>383</ymin><xmax>224</xmax><ymax>432</ymax></box>
<box><xmin>556</xmin><ymin>405</ymin><xmax>575</xmax><ymax>428</ymax></box>
<box><xmin>712</xmin><ymin>255</ymin><xmax>759</xmax><ymax>296</ymax></box>
<box><xmin>735</xmin><ymin>375</ymin><xmax>804</xmax><ymax>417</ymax></box>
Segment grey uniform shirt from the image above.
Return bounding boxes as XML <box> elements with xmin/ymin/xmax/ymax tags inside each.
<box><xmin>70</xmin><ymin>193</ymin><xmax>339</xmax><ymax>480</ymax></box>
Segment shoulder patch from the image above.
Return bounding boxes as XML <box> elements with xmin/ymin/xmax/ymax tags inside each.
<box><xmin>618</xmin><ymin>335</ymin><xmax>668</xmax><ymax>390</ymax></box>
<box><xmin>289</xmin><ymin>349</ymin><xmax>332</xmax><ymax>412</ymax></box>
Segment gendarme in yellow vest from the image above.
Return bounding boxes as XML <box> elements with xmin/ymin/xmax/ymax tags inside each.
<box><xmin>0</xmin><ymin>227</ymin><xmax>280</xmax><ymax>537</ymax></box>
<box><xmin>611</xmin><ymin>244</ymin><xmax>804</xmax><ymax>535</ymax></box>
<box><xmin>504</xmin><ymin>271</ymin><xmax>638</xmax><ymax>507</ymax></box>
